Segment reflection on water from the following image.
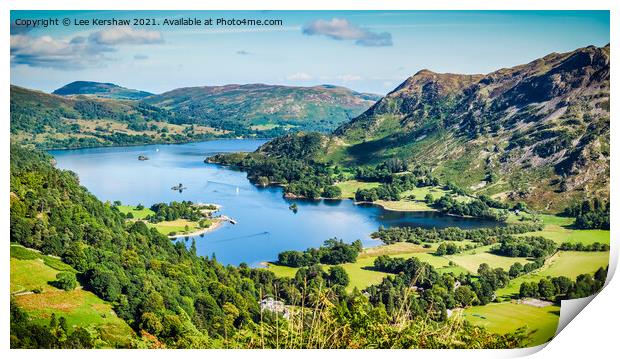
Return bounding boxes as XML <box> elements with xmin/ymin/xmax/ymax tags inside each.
<box><xmin>50</xmin><ymin>140</ymin><xmax>501</xmax><ymax>266</ymax></box>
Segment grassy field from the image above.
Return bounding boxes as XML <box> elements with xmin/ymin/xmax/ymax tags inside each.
<box><xmin>374</xmin><ymin>199</ymin><xmax>434</xmax><ymax>211</ymax></box>
<box><xmin>496</xmin><ymin>251</ymin><xmax>610</xmax><ymax>299</ymax></box>
<box><xmin>336</xmin><ymin>180</ymin><xmax>380</xmax><ymax>199</ymax></box>
<box><xmin>518</xmin><ymin>226</ymin><xmax>610</xmax><ymax>246</ymax></box>
<box><xmin>146</xmin><ymin>218</ymin><xmax>205</xmax><ymax>236</ymax></box>
<box><xmin>377</xmin><ymin>186</ymin><xmax>473</xmax><ymax>211</ymax></box>
<box><xmin>463</xmin><ymin>302</ymin><xmax>560</xmax><ymax>347</ymax></box>
<box><xmin>507</xmin><ymin>213</ymin><xmax>610</xmax><ymax>246</ymax></box>
<box><xmin>336</xmin><ymin>181</ymin><xmax>460</xmax><ymax>211</ymax></box>
<box><xmin>265</xmin><ymin>242</ymin><xmax>470</xmax><ymax>291</ymax></box>
<box><xmin>10</xmin><ymin>245</ymin><xmax>134</xmax><ymax>347</ymax></box>
<box><xmin>446</xmin><ymin>249</ymin><xmax>532</xmax><ymax>273</ymax></box>
<box><xmin>117</xmin><ymin>205</ymin><xmax>214</xmax><ymax>236</ymax></box>
<box><xmin>117</xmin><ymin>205</ymin><xmax>155</xmax><ymax>219</ymax></box>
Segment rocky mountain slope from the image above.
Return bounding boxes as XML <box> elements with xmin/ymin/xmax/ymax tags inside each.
<box><xmin>272</xmin><ymin>45</ymin><xmax>610</xmax><ymax>211</ymax></box>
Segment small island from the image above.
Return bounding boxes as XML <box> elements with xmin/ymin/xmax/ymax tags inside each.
<box><xmin>114</xmin><ymin>200</ymin><xmax>229</xmax><ymax>238</ymax></box>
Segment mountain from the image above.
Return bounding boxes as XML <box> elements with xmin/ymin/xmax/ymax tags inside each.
<box><xmin>267</xmin><ymin>45</ymin><xmax>611</xmax><ymax>211</ymax></box>
<box><xmin>10</xmin><ymin>85</ymin><xmax>224</xmax><ymax>149</ymax></box>
<box><xmin>53</xmin><ymin>81</ymin><xmax>153</xmax><ymax>100</ymax></box>
<box><xmin>142</xmin><ymin>84</ymin><xmax>380</xmax><ymax>133</ymax></box>
<box><xmin>12</xmin><ymin>83</ymin><xmax>380</xmax><ymax>147</ymax></box>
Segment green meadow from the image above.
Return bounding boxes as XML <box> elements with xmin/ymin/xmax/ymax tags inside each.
<box><xmin>462</xmin><ymin>302</ymin><xmax>560</xmax><ymax>347</ymax></box>
<box><xmin>117</xmin><ymin>205</ymin><xmax>155</xmax><ymax>219</ymax></box>
<box><xmin>10</xmin><ymin>244</ymin><xmax>134</xmax><ymax>347</ymax></box>
<box><xmin>266</xmin><ymin>242</ymin><xmax>471</xmax><ymax>291</ymax></box>
<box><xmin>146</xmin><ymin>218</ymin><xmax>207</xmax><ymax>236</ymax></box>
<box><xmin>336</xmin><ymin>180</ymin><xmax>381</xmax><ymax>199</ymax></box>
<box><xmin>446</xmin><ymin>250</ymin><xmax>531</xmax><ymax>273</ymax></box>
<box><xmin>496</xmin><ymin>251</ymin><xmax>610</xmax><ymax>299</ymax></box>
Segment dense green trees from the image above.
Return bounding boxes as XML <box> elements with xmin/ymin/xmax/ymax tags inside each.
<box><xmin>432</xmin><ymin>195</ymin><xmax>509</xmax><ymax>221</ymax></box>
<box><xmin>369</xmin><ymin>257</ymin><xmax>511</xmax><ymax>312</ymax></box>
<box><xmin>564</xmin><ymin>199</ymin><xmax>610</xmax><ymax>229</ymax></box>
<box><xmin>508</xmin><ymin>260</ymin><xmax>545</xmax><ymax>279</ymax></box>
<box><xmin>435</xmin><ymin>242</ymin><xmax>460</xmax><ymax>256</ymax></box>
<box><xmin>146</xmin><ymin>201</ymin><xmax>205</xmax><ymax>222</ymax></box>
<box><xmin>10</xmin><ymin>144</ymin><xmax>264</xmax><ymax>347</ymax></box>
<box><xmin>518</xmin><ymin>267</ymin><xmax>607</xmax><ymax>301</ymax></box>
<box><xmin>558</xmin><ymin>242</ymin><xmax>609</xmax><ymax>252</ymax></box>
<box><xmin>370</xmin><ymin>223</ymin><xmax>543</xmax><ymax>245</ymax></box>
<box><xmin>208</xmin><ymin>150</ymin><xmax>339</xmax><ymax>200</ymax></box>
<box><xmin>354</xmin><ymin>171</ymin><xmax>440</xmax><ymax>202</ymax></box>
<box><xmin>277</xmin><ymin>239</ymin><xmax>363</xmax><ymax>267</ymax></box>
<box><xmin>493</xmin><ymin>236</ymin><xmax>557</xmax><ymax>258</ymax></box>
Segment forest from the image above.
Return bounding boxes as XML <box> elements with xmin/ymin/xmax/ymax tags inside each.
<box><xmin>277</xmin><ymin>239</ymin><xmax>363</xmax><ymax>267</ymax></box>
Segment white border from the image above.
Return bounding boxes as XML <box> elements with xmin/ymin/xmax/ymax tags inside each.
<box><xmin>2</xmin><ymin>1</ymin><xmax>616</xmax><ymax>358</ymax></box>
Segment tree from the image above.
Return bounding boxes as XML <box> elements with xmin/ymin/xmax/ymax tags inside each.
<box><xmin>322</xmin><ymin>185</ymin><xmax>342</xmax><ymax>199</ymax></box>
<box><xmin>85</xmin><ymin>267</ymin><xmax>121</xmax><ymax>301</ymax></box>
<box><xmin>519</xmin><ymin>282</ymin><xmax>538</xmax><ymax>298</ymax></box>
<box><xmin>508</xmin><ymin>263</ymin><xmax>523</xmax><ymax>278</ymax></box>
<box><xmin>454</xmin><ymin>286</ymin><xmax>475</xmax><ymax>307</ymax></box>
<box><xmin>538</xmin><ymin>278</ymin><xmax>556</xmax><ymax>299</ymax></box>
<box><xmin>328</xmin><ymin>266</ymin><xmax>350</xmax><ymax>287</ymax></box>
<box><xmin>53</xmin><ymin>271</ymin><xmax>77</xmax><ymax>291</ymax></box>
<box><xmin>140</xmin><ymin>312</ymin><xmax>163</xmax><ymax>335</ymax></box>
<box><xmin>435</xmin><ymin>243</ymin><xmax>447</xmax><ymax>256</ymax></box>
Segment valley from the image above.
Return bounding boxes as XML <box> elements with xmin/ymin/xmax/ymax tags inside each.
<box><xmin>9</xmin><ymin>43</ymin><xmax>610</xmax><ymax>349</ymax></box>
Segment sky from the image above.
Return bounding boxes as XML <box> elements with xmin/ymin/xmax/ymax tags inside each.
<box><xmin>10</xmin><ymin>10</ymin><xmax>610</xmax><ymax>95</ymax></box>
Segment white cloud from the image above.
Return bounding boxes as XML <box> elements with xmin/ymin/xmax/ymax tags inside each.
<box><xmin>302</xmin><ymin>18</ymin><xmax>392</xmax><ymax>47</ymax></box>
<box><xmin>286</xmin><ymin>72</ymin><xmax>313</xmax><ymax>81</ymax></box>
<box><xmin>11</xmin><ymin>27</ymin><xmax>163</xmax><ymax>69</ymax></box>
<box><xmin>89</xmin><ymin>27</ymin><xmax>163</xmax><ymax>45</ymax></box>
<box><xmin>10</xmin><ymin>34</ymin><xmax>113</xmax><ymax>69</ymax></box>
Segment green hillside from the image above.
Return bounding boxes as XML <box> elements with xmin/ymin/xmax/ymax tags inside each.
<box><xmin>53</xmin><ymin>81</ymin><xmax>153</xmax><ymax>100</ymax></box>
<box><xmin>10</xmin><ymin>245</ymin><xmax>135</xmax><ymax>348</ymax></box>
<box><xmin>143</xmin><ymin>83</ymin><xmax>380</xmax><ymax>134</ymax></box>
<box><xmin>10</xmin><ymin>143</ymin><xmax>536</xmax><ymax>349</ymax></box>
<box><xmin>255</xmin><ymin>45</ymin><xmax>610</xmax><ymax>211</ymax></box>
<box><xmin>11</xmin><ymin>82</ymin><xmax>379</xmax><ymax>149</ymax></box>
<box><xmin>10</xmin><ymin>85</ymin><xmax>226</xmax><ymax>149</ymax></box>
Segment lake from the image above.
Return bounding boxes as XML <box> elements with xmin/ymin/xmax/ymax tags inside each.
<box><xmin>50</xmin><ymin>140</ymin><xmax>502</xmax><ymax>266</ymax></box>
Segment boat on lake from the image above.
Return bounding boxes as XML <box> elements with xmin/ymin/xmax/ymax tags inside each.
<box><xmin>171</xmin><ymin>183</ymin><xmax>187</xmax><ymax>192</ymax></box>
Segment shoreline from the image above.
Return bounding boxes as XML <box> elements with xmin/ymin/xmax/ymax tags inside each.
<box><xmin>355</xmin><ymin>200</ymin><xmax>437</xmax><ymax>213</ymax></box>
<box><xmin>167</xmin><ymin>218</ymin><xmax>225</xmax><ymax>239</ymax></box>
<box><xmin>46</xmin><ymin>136</ymin><xmax>274</xmax><ymax>152</ymax></box>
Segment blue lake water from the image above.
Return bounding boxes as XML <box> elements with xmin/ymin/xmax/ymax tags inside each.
<box><xmin>50</xmin><ymin>139</ymin><xmax>501</xmax><ymax>266</ymax></box>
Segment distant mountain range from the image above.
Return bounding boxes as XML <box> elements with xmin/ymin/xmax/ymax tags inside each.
<box><xmin>261</xmin><ymin>44</ymin><xmax>610</xmax><ymax>210</ymax></box>
<box><xmin>10</xmin><ymin>82</ymin><xmax>380</xmax><ymax>148</ymax></box>
<box><xmin>142</xmin><ymin>84</ymin><xmax>380</xmax><ymax>133</ymax></box>
<box><xmin>52</xmin><ymin>81</ymin><xmax>153</xmax><ymax>100</ymax></box>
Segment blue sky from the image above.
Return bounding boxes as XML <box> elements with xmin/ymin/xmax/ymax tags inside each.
<box><xmin>10</xmin><ymin>10</ymin><xmax>610</xmax><ymax>95</ymax></box>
